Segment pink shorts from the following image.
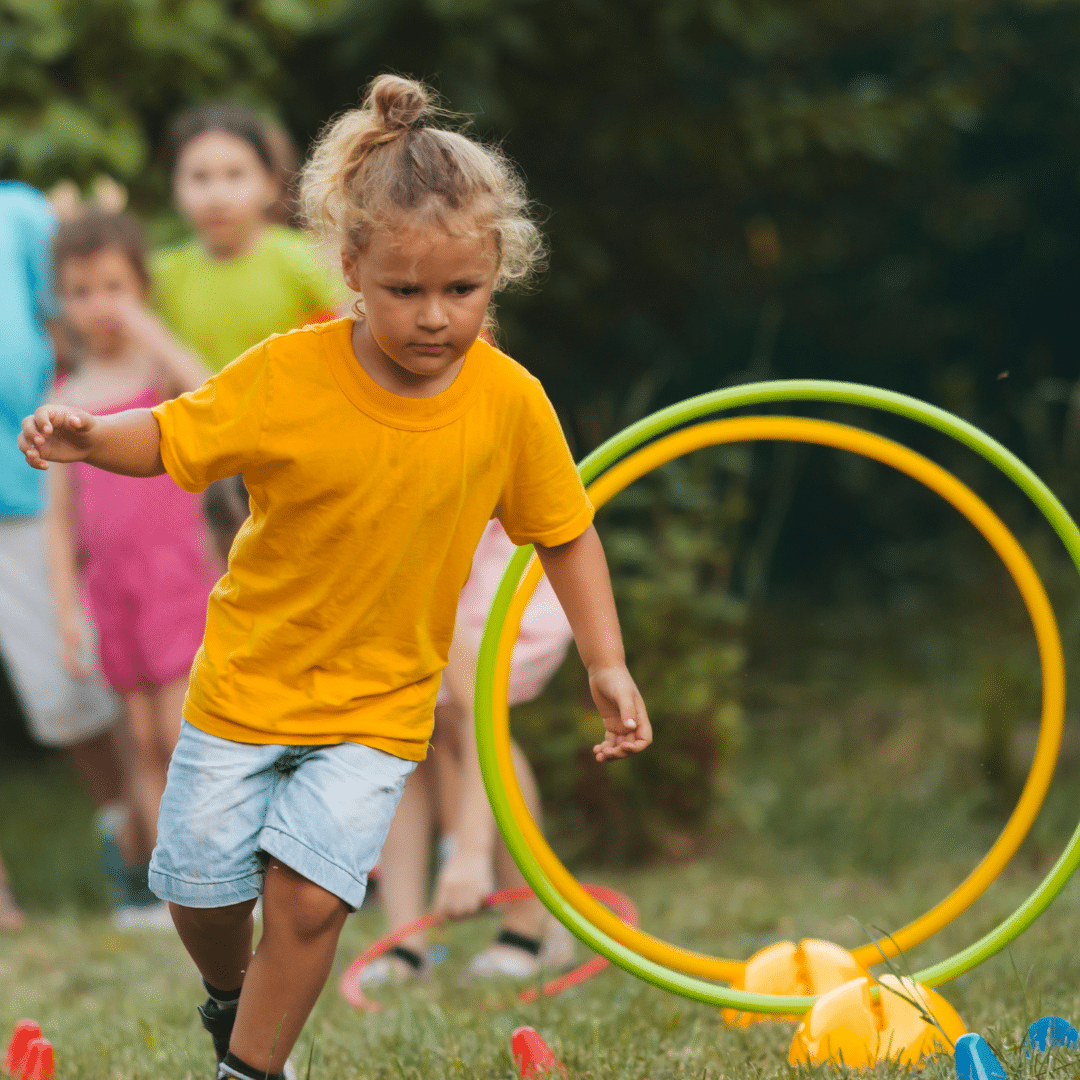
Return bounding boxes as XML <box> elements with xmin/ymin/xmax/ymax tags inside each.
<box><xmin>437</xmin><ymin>519</ymin><xmax>573</xmax><ymax>708</ymax></box>
<box><xmin>85</xmin><ymin>541</ymin><xmax>216</xmax><ymax>695</ymax></box>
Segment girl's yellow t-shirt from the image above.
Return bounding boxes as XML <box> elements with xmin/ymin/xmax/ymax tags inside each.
<box><xmin>152</xmin><ymin>319</ymin><xmax>593</xmax><ymax>760</ymax></box>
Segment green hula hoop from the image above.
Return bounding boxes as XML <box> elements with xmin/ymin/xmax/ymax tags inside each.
<box><xmin>475</xmin><ymin>379</ymin><xmax>1080</xmax><ymax>1013</ymax></box>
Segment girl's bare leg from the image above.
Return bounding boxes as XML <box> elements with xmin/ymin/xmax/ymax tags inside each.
<box><xmin>63</xmin><ymin>727</ymin><xmax>125</xmax><ymax>808</ymax></box>
<box><xmin>439</xmin><ymin>689</ymin><xmax>546</xmax><ymax>940</ymax></box>
<box><xmin>152</xmin><ymin>675</ymin><xmax>186</xmax><ymax>766</ymax></box>
<box><xmin>170</xmin><ymin>898</ymin><xmax>257</xmax><ymax>992</ymax></box>
<box><xmin>430</xmin><ymin>736</ymin><xmax>461</xmax><ymax>837</ymax></box>
<box><xmin>121</xmin><ymin>675</ymin><xmax>187</xmax><ymax>861</ymax></box>
<box><xmin>377</xmin><ymin>759</ymin><xmax>434</xmax><ymax>956</ymax></box>
<box><xmin>229</xmin><ymin>860</ymin><xmax>349</xmax><ymax>1073</ymax></box>
<box><xmin>431</xmin><ymin>703</ymin><xmax>464</xmax><ymax>832</ymax></box>
<box><xmin>121</xmin><ymin>690</ymin><xmax>159</xmax><ymax>862</ymax></box>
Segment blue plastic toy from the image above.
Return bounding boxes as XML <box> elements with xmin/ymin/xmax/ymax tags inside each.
<box><xmin>1024</xmin><ymin>1015</ymin><xmax>1078</xmax><ymax>1054</ymax></box>
<box><xmin>956</xmin><ymin>1016</ymin><xmax>1080</xmax><ymax>1078</ymax></box>
<box><xmin>954</xmin><ymin>1033</ymin><xmax>1007</xmax><ymax>1080</ymax></box>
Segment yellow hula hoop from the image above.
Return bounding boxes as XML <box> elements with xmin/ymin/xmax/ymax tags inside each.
<box><xmin>489</xmin><ymin>416</ymin><xmax>1064</xmax><ymax>982</ymax></box>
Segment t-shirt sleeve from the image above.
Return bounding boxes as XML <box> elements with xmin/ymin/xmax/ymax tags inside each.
<box><xmin>282</xmin><ymin>230</ymin><xmax>351</xmax><ymax>316</ymax></box>
<box><xmin>151</xmin><ymin>341</ymin><xmax>271</xmax><ymax>492</ymax></box>
<box><xmin>497</xmin><ymin>379</ymin><xmax>594</xmax><ymax>548</ymax></box>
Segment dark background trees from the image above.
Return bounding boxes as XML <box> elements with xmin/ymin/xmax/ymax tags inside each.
<box><xmin>8</xmin><ymin>1</ymin><xmax>1080</xmax><ymax>496</ymax></box>
<box><xmin>280</xmin><ymin>0</ymin><xmax>1080</xmax><ymax>594</ymax></box>
<box><xmin>7</xmin><ymin>2</ymin><xmax>1079</xmax><ymax>441</ymax></box>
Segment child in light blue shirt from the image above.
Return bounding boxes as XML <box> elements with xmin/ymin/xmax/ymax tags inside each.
<box><xmin>0</xmin><ymin>183</ymin><xmax>120</xmax><ymax>927</ymax></box>
<box><xmin>0</xmin><ymin>182</ymin><xmax>58</xmax><ymax>518</ymax></box>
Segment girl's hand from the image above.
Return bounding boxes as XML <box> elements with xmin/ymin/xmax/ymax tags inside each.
<box><xmin>59</xmin><ymin>614</ymin><xmax>92</xmax><ymax>679</ymax></box>
<box><xmin>112</xmin><ymin>296</ymin><xmax>168</xmax><ymax>352</ymax></box>
<box><xmin>589</xmin><ymin>664</ymin><xmax>652</xmax><ymax>761</ymax></box>
<box><xmin>113</xmin><ymin>295</ymin><xmax>209</xmax><ymax>395</ymax></box>
<box><xmin>432</xmin><ymin>844</ymin><xmax>495</xmax><ymax>919</ymax></box>
<box><xmin>19</xmin><ymin>405</ymin><xmax>97</xmax><ymax>470</ymax></box>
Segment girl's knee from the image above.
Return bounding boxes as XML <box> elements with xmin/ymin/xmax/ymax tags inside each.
<box><xmin>170</xmin><ymin>898</ymin><xmax>256</xmax><ymax>934</ymax></box>
<box><xmin>125</xmin><ymin>718</ymin><xmax>157</xmax><ymax>760</ymax></box>
<box><xmin>263</xmin><ymin>860</ymin><xmax>347</xmax><ymax>940</ymax></box>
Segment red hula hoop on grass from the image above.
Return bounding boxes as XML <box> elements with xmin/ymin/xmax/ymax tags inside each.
<box><xmin>339</xmin><ymin>884</ymin><xmax>639</xmax><ymax>1011</ymax></box>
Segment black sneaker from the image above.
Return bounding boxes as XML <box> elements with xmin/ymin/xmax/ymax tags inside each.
<box><xmin>198</xmin><ymin>998</ymin><xmax>236</xmax><ymax>1064</ymax></box>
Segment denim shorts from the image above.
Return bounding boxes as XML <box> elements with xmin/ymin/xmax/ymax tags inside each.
<box><xmin>149</xmin><ymin>721</ymin><xmax>415</xmax><ymax>910</ymax></box>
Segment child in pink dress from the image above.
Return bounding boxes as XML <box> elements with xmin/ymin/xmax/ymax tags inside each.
<box><xmin>73</xmin><ymin>386</ymin><xmax>216</xmax><ymax>692</ymax></box>
<box><xmin>48</xmin><ymin>209</ymin><xmax>215</xmax><ymax>927</ymax></box>
<box><xmin>369</xmin><ymin>517</ymin><xmax>576</xmax><ymax>983</ymax></box>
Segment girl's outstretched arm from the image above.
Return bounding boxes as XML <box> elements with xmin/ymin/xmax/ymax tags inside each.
<box><xmin>535</xmin><ymin>524</ymin><xmax>652</xmax><ymax>761</ymax></box>
<box><xmin>19</xmin><ymin>405</ymin><xmax>165</xmax><ymax>477</ymax></box>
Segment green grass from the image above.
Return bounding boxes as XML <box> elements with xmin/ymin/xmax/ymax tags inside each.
<box><xmin>3</xmin><ymin>850</ymin><xmax>1080</xmax><ymax>1078</ymax></box>
<box><xmin>5</xmin><ymin>532</ymin><xmax>1080</xmax><ymax>1076</ymax></box>
<box><xmin>0</xmin><ymin>758</ymin><xmax>108</xmax><ymax>914</ymax></box>
<box><xmin>2</xmin><ymin>745</ymin><xmax>1080</xmax><ymax>1079</ymax></box>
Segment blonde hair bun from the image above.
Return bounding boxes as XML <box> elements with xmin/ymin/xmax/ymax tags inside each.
<box><xmin>368</xmin><ymin>74</ymin><xmax>431</xmax><ymax>132</ymax></box>
<box><xmin>301</xmin><ymin>73</ymin><xmax>544</xmax><ymax>293</ymax></box>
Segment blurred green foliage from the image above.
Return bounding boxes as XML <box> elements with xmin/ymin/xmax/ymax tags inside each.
<box><xmin>284</xmin><ymin>0</ymin><xmax>1080</xmax><ymax>460</ymax></box>
<box><xmin>6</xmin><ymin>0</ymin><xmax>1080</xmax><ymax>450</ymax></box>
<box><xmin>0</xmin><ymin>0</ymin><xmax>336</xmax><ymax>198</ymax></box>
<box><xmin>513</xmin><ymin>447</ymin><xmax>751</xmax><ymax>864</ymax></box>
<box><xmin>975</xmin><ymin>657</ymin><xmax>1028</xmax><ymax>798</ymax></box>
<box><xmin>9</xmin><ymin>0</ymin><xmax>1078</xmax><ymax>550</ymax></box>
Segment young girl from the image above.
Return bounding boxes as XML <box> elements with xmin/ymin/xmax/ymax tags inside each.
<box><xmin>0</xmin><ymin>182</ymin><xmax>124</xmax><ymax>931</ymax></box>
<box><xmin>369</xmin><ymin>517</ymin><xmax>576</xmax><ymax>984</ymax></box>
<box><xmin>154</xmin><ymin>103</ymin><xmax>351</xmax><ymax>558</ymax></box>
<box><xmin>154</xmin><ymin>102</ymin><xmax>348</xmax><ymax>375</ymax></box>
<box><xmin>48</xmin><ymin>210</ymin><xmax>216</xmax><ymax>926</ymax></box>
<box><xmin>20</xmin><ymin>75</ymin><xmax>651</xmax><ymax>1080</ymax></box>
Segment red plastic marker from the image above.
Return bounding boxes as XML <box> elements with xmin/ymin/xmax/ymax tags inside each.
<box><xmin>511</xmin><ymin>1026</ymin><xmax>567</xmax><ymax>1077</ymax></box>
<box><xmin>14</xmin><ymin>1039</ymin><xmax>53</xmax><ymax>1080</ymax></box>
<box><xmin>3</xmin><ymin>1022</ymin><xmax>41</xmax><ymax>1076</ymax></box>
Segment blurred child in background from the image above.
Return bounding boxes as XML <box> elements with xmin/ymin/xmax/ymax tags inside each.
<box><xmin>0</xmin><ymin>182</ymin><xmax>122</xmax><ymax>929</ymax></box>
<box><xmin>368</xmin><ymin>523</ymin><xmax>576</xmax><ymax>983</ymax></box>
<box><xmin>48</xmin><ymin>209</ymin><xmax>215</xmax><ymax>928</ymax></box>
<box><xmin>155</xmin><ymin>103</ymin><xmax>346</xmax><ymax>374</ymax></box>
<box><xmin>153</xmin><ymin>104</ymin><xmax>350</xmax><ymax>556</ymax></box>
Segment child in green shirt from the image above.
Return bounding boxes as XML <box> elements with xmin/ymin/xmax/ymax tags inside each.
<box><xmin>155</xmin><ymin>103</ymin><xmax>349</xmax><ymax>375</ymax></box>
<box><xmin>155</xmin><ymin>104</ymin><xmax>351</xmax><ymax>556</ymax></box>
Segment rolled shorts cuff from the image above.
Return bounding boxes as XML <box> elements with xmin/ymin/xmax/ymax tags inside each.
<box><xmin>259</xmin><ymin>827</ymin><xmax>369</xmax><ymax>911</ymax></box>
<box><xmin>148</xmin><ymin>864</ymin><xmax>263</xmax><ymax>909</ymax></box>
